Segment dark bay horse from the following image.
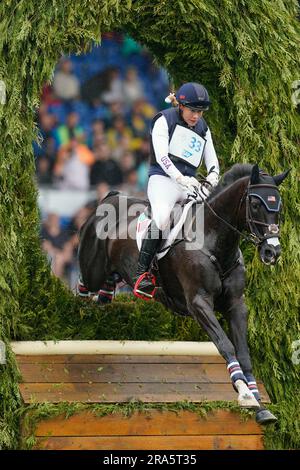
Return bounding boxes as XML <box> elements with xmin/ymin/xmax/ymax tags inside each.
<box><xmin>78</xmin><ymin>163</ymin><xmax>289</xmax><ymax>424</ymax></box>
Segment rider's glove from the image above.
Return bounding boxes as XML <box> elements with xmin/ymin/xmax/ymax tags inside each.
<box><xmin>205</xmin><ymin>171</ymin><xmax>219</xmax><ymax>188</ymax></box>
<box><xmin>198</xmin><ymin>183</ymin><xmax>211</xmax><ymax>200</ymax></box>
<box><xmin>176</xmin><ymin>175</ymin><xmax>200</xmax><ymax>192</ymax></box>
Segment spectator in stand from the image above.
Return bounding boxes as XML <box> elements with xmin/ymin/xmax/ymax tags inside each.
<box><xmin>130</xmin><ymin>109</ymin><xmax>148</xmax><ymax>140</ymax></box>
<box><xmin>90</xmin><ymin>143</ymin><xmax>123</xmax><ymax>187</ymax></box>
<box><xmin>89</xmin><ymin>119</ymin><xmax>106</xmax><ymax>149</ymax></box>
<box><xmin>128</xmin><ymin>105</ymin><xmax>150</xmax><ymax>151</ymax></box>
<box><xmin>53</xmin><ymin>58</ymin><xmax>80</xmax><ymax>101</ymax></box>
<box><xmin>120</xmin><ymin>168</ymin><xmax>142</xmax><ymax>197</ymax></box>
<box><xmin>61</xmin><ymin>206</ymin><xmax>95</xmax><ymax>287</ymax></box>
<box><xmin>137</xmin><ymin>164</ymin><xmax>149</xmax><ymax>192</ymax></box>
<box><xmin>41</xmin><ymin>84</ymin><xmax>58</xmax><ymax>106</ymax></box>
<box><xmin>111</xmin><ymin>134</ymin><xmax>131</xmax><ymax>161</ymax></box>
<box><xmin>41</xmin><ymin>213</ymin><xmax>73</xmax><ymax>279</ymax></box>
<box><xmin>119</xmin><ymin>150</ymin><xmax>135</xmax><ymax>174</ymax></box>
<box><xmin>107</xmin><ymin>116</ymin><xmax>133</xmax><ymax>153</ymax></box>
<box><xmin>96</xmin><ymin>181</ymin><xmax>110</xmax><ymax>202</ymax></box>
<box><xmin>34</xmin><ymin>112</ymin><xmax>57</xmax><ymax>161</ymax></box>
<box><xmin>118</xmin><ymin>150</ymin><xmax>147</xmax><ymax>194</ymax></box>
<box><xmin>90</xmin><ymin>98</ymin><xmax>110</xmax><ymax>123</ymax></box>
<box><xmin>81</xmin><ymin>68</ymin><xmax>112</xmax><ymax>106</ymax></box>
<box><xmin>54</xmin><ymin>111</ymin><xmax>84</xmax><ymax>147</ymax></box>
<box><xmin>86</xmin><ymin>181</ymin><xmax>111</xmax><ymax>211</ymax></box>
<box><xmin>105</xmin><ymin>101</ymin><xmax>125</xmax><ymax>127</ymax></box>
<box><xmin>135</xmin><ymin>136</ymin><xmax>150</xmax><ymax>166</ymax></box>
<box><xmin>67</xmin><ymin>206</ymin><xmax>94</xmax><ymax>241</ymax></box>
<box><xmin>101</xmin><ymin>67</ymin><xmax>123</xmax><ymax>105</ymax></box>
<box><xmin>132</xmin><ymin>97</ymin><xmax>156</xmax><ymax>121</ymax></box>
<box><xmin>123</xmin><ymin>66</ymin><xmax>144</xmax><ymax>107</ymax></box>
<box><xmin>36</xmin><ymin>156</ymin><xmax>53</xmax><ymax>186</ymax></box>
<box><xmin>53</xmin><ymin>137</ymin><xmax>95</xmax><ymax>190</ymax></box>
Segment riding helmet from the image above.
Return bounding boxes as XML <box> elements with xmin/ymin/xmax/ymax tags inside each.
<box><xmin>176</xmin><ymin>82</ymin><xmax>211</xmax><ymax>110</ymax></box>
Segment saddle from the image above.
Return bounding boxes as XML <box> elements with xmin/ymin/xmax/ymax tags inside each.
<box><xmin>136</xmin><ymin>198</ymin><xmax>203</xmax><ymax>260</ymax></box>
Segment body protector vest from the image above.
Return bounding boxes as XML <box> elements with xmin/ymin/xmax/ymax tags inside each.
<box><xmin>150</xmin><ymin>107</ymin><xmax>208</xmax><ymax>170</ymax></box>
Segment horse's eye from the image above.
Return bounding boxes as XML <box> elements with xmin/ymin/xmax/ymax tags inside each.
<box><xmin>251</xmin><ymin>201</ymin><xmax>259</xmax><ymax>210</ymax></box>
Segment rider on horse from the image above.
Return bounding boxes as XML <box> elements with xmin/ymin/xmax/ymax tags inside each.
<box><xmin>133</xmin><ymin>82</ymin><xmax>220</xmax><ymax>299</ymax></box>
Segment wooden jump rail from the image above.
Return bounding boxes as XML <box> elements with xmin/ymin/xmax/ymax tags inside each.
<box><xmin>13</xmin><ymin>341</ymin><xmax>269</xmax><ymax>450</ymax></box>
<box><xmin>11</xmin><ymin>340</ymin><xmax>220</xmax><ymax>356</ymax></box>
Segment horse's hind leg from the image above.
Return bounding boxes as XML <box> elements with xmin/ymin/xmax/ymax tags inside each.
<box><xmin>77</xmin><ymin>272</ymin><xmax>119</xmax><ymax>305</ymax></box>
<box><xmin>97</xmin><ymin>273</ymin><xmax>119</xmax><ymax>304</ymax></box>
<box><xmin>77</xmin><ymin>276</ymin><xmax>97</xmax><ymax>299</ymax></box>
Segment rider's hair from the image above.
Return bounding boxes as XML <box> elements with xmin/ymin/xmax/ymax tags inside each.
<box><xmin>165</xmin><ymin>92</ymin><xmax>179</xmax><ymax>107</ymax></box>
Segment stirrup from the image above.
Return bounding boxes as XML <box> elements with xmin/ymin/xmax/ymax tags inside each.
<box><xmin>133</xmin><ymin>272</ymin><xmax>157</xmax><ymax>301</ymax></box>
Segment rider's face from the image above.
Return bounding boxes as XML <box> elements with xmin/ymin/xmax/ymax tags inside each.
<box><xmin>180</xmin><ymin>105</ymin><xmax>203</xmax><ymax>127</ymax></box>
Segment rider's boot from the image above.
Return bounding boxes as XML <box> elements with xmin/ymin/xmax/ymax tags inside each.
<box><xmin>133</xmin><ymin>220</ymin><xmax>162</xmax><ymax>300</ymax></box>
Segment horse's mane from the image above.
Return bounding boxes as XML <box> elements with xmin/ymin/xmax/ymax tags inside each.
<box><xmin>208</xmin><ymin>163</ymin><xmax>253</xmax><ymax>200</ymax></box>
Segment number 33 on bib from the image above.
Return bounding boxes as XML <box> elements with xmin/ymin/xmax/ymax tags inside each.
<box><xmin>169</xmin><ymin>124</ymin><xmax>206</xmax><ymax>168</ymax></box>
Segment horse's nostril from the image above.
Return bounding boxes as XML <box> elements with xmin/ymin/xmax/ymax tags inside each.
<box><xmin>259</xmin><ymin>242</ymin><xmax>280</xmax><ymax>265</ymax></box>
<box><xmin>264</xmin><ymin>249</ymin><xmax>274</xmax><ymax>258</ymax></box>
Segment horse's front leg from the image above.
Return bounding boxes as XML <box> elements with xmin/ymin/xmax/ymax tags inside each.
<box><xmin>224</xmin><ymin>294</ymin><xmax>277</xmax><ymax>424</ymax></box>
<box><xmin>188</xmin><ymin>291</ymin><xmax>260</xmax><ymax>408</ymax></box>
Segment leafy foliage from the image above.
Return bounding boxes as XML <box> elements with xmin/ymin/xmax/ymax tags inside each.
<box><xmin>0</xmin><ymin>0</ymin><xmax>299</xmax><ymax>449</ymax></box>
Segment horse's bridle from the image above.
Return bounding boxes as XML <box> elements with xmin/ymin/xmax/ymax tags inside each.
<box><xmin>202</xmin><ymin>181</ymin><xmax>282</xmax><ymax>246</ymax></box>
<box><xmin>244</xmin><ymin>183</ymin><xmax>281</xmax><ymax>244</ymax></box>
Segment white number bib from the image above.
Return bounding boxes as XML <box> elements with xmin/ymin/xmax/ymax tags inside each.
<box><xmin>169</xmin><ymin>124</ymin><xmax>206</xmax><ymax>168</ymax></box>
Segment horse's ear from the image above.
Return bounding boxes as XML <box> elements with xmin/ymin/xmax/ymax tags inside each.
<box><xmin>273</xmin><ymin>169</ymin><xmax>291</xmax><ymax>186</ymax></box>
<box><xmin>250</xmin><ymin>164</ymin><xmax>260</xmax><ymax>185</ymax></box>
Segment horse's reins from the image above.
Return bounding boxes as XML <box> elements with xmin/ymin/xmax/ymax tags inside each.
<box><xmin>203</xmin><ymin>194</ymin><xmax>257</xmax><ymax>245</ymax></box>
<box><xmin>156</xmin><ymin>187</ymin><xmax>249</xmax><ymax>257</ymax></box>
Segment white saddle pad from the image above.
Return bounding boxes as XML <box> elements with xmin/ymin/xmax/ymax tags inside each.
<box><xmin>136</xmin><ymin>199</ymin><xmax>199</xmax><ymax>260</ymax></box>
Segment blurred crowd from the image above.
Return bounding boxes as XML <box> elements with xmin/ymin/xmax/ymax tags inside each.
<box><xmin>37</xmin><ymin>33</ymin><xmax>169</xmax><ymax>288</ymax></box>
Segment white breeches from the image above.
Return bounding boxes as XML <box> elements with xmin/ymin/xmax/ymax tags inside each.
<box><xmin>147</xmin><ymin>175</ymin><xmax>189</xmax><ymax>230</ymax></box>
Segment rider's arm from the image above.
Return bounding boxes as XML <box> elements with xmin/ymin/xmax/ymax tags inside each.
<box><xmin>151</xmin><ymin>115</ymin><xmax>182</xmax><ymax>180</ymax></box>
<box><xmin>203</xmin><ymin>127</ymin><xmax>220</xmax><ymax>185</ymax></box>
